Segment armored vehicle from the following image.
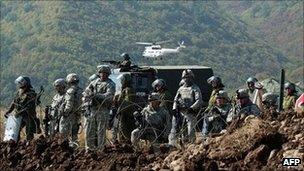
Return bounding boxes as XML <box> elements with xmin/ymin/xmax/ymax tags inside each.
<box><xmin>110</xmin><ymin>65</ymin><xmax>214</xmax><ymax>106</ymax></box>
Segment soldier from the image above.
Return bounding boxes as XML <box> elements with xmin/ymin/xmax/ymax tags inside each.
<box><xmin>83</xmin><ymin>65</ymin><xmax>115</xmax><ymax>150</ymax></box>
<box><xmin>114</xmin><ymin>73</ymin><xmax>136</xmax><ymax>141</ymax></box>
<box><xmin>226</xmin><ymin>89</ymin><xmax>261</xmax><ymax>124</ymax></box>
<box><xmin>151</xmin><ymin>79</ymin><xmax>173</xmax><ymax>116</ymax></box>
<box><xmin>262</xmin><ymin>92</ymin><xmax>278</xmax><ymax>110</ymax></box>
<box><xmin>202</xmin><ymin>90</ymin><xmax>231</xmax><ymax>137</ymax></box>
<box><xmin>246</xmin><ymin>77</ymin><xmax>265</xmax><ymax>111</ymax></box>
<box><xmin>59</xmin><ymin>73</ymin><xmax>82</xmax><ymax>146</ymax></box>
<box><xmin>5</xmin><ymin>76</ymin><xmax>40</xmax><ymax>141</ymax></box>
<box><xmin>262</xmin><ymin>92</ymin><xmax>279</xmax><ymax>118</ymax></box>
<box><xmin>283</xmin><ymin>82</ymin><xmax>298</xmax><ymax>111</ymax></box>
<box><xmin>169</xmin><ymin>69</ymin><xmax>202</xmax><ymax>146</ymax></box>
<box><xmin>82</xmin><ymin>74</ymin><xmax>99</xmax><ymax>118</ymax></box>
<box><xmin>49</xmin><ymin>78</ymin><xmax>66</xmax><ymax>135</ymax></box>
<box><xmin>119</xmin><ymin>53</ymin><xmax>131</xmax><ymax>71</ymax></box>
<box><xmin>131</xmin><ymin>93</ymin><xmax>171</xmax><ymax>147</ymax></box>
<box><xmin>206</xmin><ymin>76</ymin><xmax>225</xmax><ymax>111</ymax></box>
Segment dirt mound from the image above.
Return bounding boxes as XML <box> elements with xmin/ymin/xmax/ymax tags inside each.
<box><xmin>158</xmin><ymin>112</ymin><xmax>304</xmax><ymax>170</ymax></box>
<box><xmin>1</xmin><ymin>111</ymin><xmax>303</xmax><ymax>170</ymax></box>
<box><xmin>0</xmin><ymin>135</ymin><xmax>169</xmax><ymax>171</ymax></box>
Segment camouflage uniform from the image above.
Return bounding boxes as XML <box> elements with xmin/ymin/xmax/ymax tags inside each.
<box><xmin>283</xmin><ymin>94</ymin><xmax>298</xmax><ymax>111</ymax></box>
<box><xmin>6</xmin><ymin>77</ymin><xmax>39</xmax><ymax>141</ymax></box>
<box><xmin>262</xmin><ymin>93</ymin><xmax>278</xmax><ymax>110</ymax></box>
<box><xmin>283</xmin><ymin>82</ymin><xmax>298</xmax><ymax>111</ymax></box>
<box><xmin>59</xmin><ymin>84</ymin><xmax>82</xmax><ymax>144</ymax></box>
<box><xmin>48</xmin><ymin>78</ymin><xmax>66</xmax><ymax>135</ymax></box>
<box><xmin>116</xmin><ymin>86</ymin><xmax>136</xmax><ymax>141</ymax></box>
<box><xmin>205</xmin><ymin>76</ymin><xmax>225</xmax><ymax>111</ymax></box>
<box><xmin>158</xmin><ymin>90</ymin><xmax>173</xmax><ymax>114</ymax></box>
<box><xmin>50</xmin><ymin>93</ymin><xmax>65</xmax><ymax>135</ymax></box>
<box><xmin>169</xmin><ymin>70</ymin><xmax>202</xmax><ymax>145</ymax></box>
<box><xmin>226</xmin><ymin>89</ymin><xmax>261</xmax><ymax>123</ymax></box>
<box><xmin>202</xmin><ymin>91</ymin><xmax>231</xmax><ymax>136</ymax></box>
<box><xmin>206</xmin><ymin>89</ymin><xmax>222</xmax><ymax>110</ymax></box>
<box><xmin>119</xmin><ymin>53</ymin><xmax>131</xmax><ymax>71</ymax></box>
<box><xmin>151</xmin><ymin>79</ymin><xmax>173</xmax><ymax>116</ymax></box>
<box><xmin>131</xmin><ymin>103</ymin><xmax>171</xmax><ymax>146</ymax></box>
<box><xmin>83</xmin><ymin>76</ymin><xmax>115</xmax><ymax>149</ymax></box>
<box><xmin>226</xmin><ymin>103</ymin><xmax>260</xmax><ymax>123</ymax></box>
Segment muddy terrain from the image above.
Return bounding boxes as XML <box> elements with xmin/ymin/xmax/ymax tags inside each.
<box><xmin>1</xmin><ymin>111</ymin><xmax>303</xmax><ymax>171</ymax></box>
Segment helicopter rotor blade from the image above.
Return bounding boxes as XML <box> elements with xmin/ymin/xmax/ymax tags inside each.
<box><xmin>155</xmin><ymin>40</ymin><xmax>172</xmax><ymax>45</ymax></box>
<box><xmin>135</xmin><ymin>42</ymin><xmax>153</xmax><ymax>45</ymax></box>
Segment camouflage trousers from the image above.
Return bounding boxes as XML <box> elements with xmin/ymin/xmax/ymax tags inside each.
<box><xmin>59</xmin><ymin>114</ymin><xmax>80</xmax><ymax>144</ymax></box>
<box><xmin>85</xmin><ymin>108</ymin><xmax>109</xmax><ymax>150</ymax></box>
<box><xmin>49</xmin><ymin>115</ymin><xmax>60</xmax><ymax>135</ymax></box>
<box><xmin>118</xmin><ymin>111</ymin><xmax>136</xmax><ymax>141</ymax></box>
<box><xmin>168</xmin><ymin>111</ymin><xmax>197</xmax><ymax>146</ymax></box>
<box><xmin>20</xmin><ymin>115</ymin><xmax>40</xmax><ymax>141</ymax></box>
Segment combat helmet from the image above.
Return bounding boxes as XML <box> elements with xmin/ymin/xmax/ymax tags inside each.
<box><xmin>97</xmin><ymin>65</ymin><xmax>111</xmax><ymax>75</ymax></box>
<box><xmin>216</xmin><ymin>90</ymin><xmax>230</xmax><ymax>100</ymax></box>
<box><xmin>236</xmin><ymin>89</ymin><xmax>249</xmax><ymax>99</ymax></box>
<box><xmin>121</xmin><ymin>53</ymin><xmax>130</xmax><ymax>60</ymax></box>
<box><xmin>152</xmin><ymin>79</ymin><xmax>166</xmax><ymax>90</ymax></box>
<box><xmin>148</xmin><ymin>92</ymin><xmax>161</xmax><ymax>101</ymax></box>
<box><xmin>66</xmin><ymin>73</ymin><xmax>79</xmax><ymax>84</ymax></box>
<box><xmin>181</xmin><ymin>69</ymin><xmax>194</xmax><ymax>79</ymax></box>
<box><xmin>246</xmin><ymin>77</ymin><xmax>258</xmax><ymax>84</ymax></box>
<box><xmin>284</xmin><ymin>82</ymin><xmax>297</xmax><ymax>92</ymax></box>
<box><xmin>53</xmin><ymin>78</ymin><xmax>67</xmax><ymax>88</ymax></box>
<box><xmin>207</xmin><ymin>76</ymin><xmax>222</xmax><ymax>85</ymax></box>
<box><xmin>15</xmin><ymin>76</ymin><xmax>28</xmax><ymax>88</ymax></box>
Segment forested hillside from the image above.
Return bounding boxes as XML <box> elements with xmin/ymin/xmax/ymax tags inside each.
<box><xmin>218</xmin><ymin>1</ymin><xmax>303</xmax><ymax>81</ymax></box>
<box><xmin>0</xmin><ymin>1</ymin><xmax>296</xmax><ymax>105</ymax></box>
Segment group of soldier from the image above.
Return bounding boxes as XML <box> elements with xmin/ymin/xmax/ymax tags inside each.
<box><xmin>4</xmin><ymin>58</ymin><xmax>301</xmax><ymax>150</ymax></box>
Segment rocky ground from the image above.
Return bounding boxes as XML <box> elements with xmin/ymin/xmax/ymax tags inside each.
<box><xmin>1</xmin><ymin>111</ymin><xmax>303</xmax><ymax>171</ymax></box>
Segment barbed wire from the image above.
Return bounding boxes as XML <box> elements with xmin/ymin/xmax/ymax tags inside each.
<box><xmin>3</xmin><ymin>83</ymin><xmax>258</xmax><ymax>168</ymax></box>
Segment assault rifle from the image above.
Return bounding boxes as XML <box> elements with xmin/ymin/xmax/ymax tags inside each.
<box><xmin>44</xmin><ymin>106</ymin><xmax>51</xmax><ymax>137</ymax></box>
<box><xmin>174</xmin><ymin>94</ymin><xmax>183</xmax><ymax>132</ymax></box>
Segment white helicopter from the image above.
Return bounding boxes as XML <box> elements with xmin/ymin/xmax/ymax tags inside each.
<box><xmin>135</xmin><ymin>40</ymin><xmax>186</xmax><ymax>59</ymax></box>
